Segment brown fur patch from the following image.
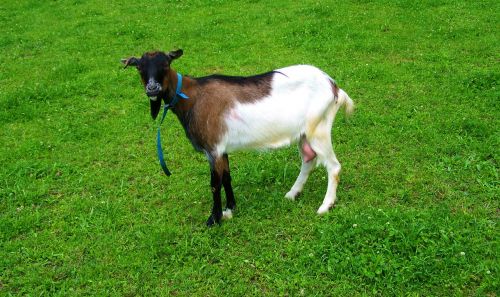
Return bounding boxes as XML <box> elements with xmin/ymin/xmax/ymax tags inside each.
<box><xmin>197</xmin><ymin>73</ymin><xmax>274</xmax><ymax>103</ymax></box>
<box><xmin>146</xmin><ymin>51</ymin><xmax>160</xmax><ymax>57</ymax></box>
<box><xmin>331</xmin><ymin>81</ymin><xmax>339</xmax><ymax>100</ymax></box>
<box><xmin>213</xmin><ymin>155</ymin><xmax>229</xmax><ymax>175</ymax></box>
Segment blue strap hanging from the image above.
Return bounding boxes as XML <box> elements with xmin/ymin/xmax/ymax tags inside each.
<box><xmin>156</xmin><ymin>73</ymin><xmax>189</xmax><ymax>176</ymax></box>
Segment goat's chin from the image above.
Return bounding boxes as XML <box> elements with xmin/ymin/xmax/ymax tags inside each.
<box><xmin>149</xmin><ymin>96</ymin><xmax>158</xmax><ymax>102</ymax></box>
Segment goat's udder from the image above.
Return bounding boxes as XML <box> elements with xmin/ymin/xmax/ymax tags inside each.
<box><xmin>301</xmin><ymin>140</ymin><xmax>317</xmax><ymax>163</ymax></box>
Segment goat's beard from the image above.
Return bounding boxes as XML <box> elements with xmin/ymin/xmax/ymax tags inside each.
<box><xmin>150</xmin><ymin>95</ymin><xmax>162</xmax><ymax>120</ymax></box>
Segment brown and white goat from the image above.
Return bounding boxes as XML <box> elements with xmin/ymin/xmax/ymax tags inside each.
<box><xmin>122</xmin><ymin>49</ymin><xmax>354</xmax><ymax>226</ymax></box>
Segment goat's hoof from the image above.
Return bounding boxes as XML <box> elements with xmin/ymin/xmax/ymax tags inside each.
<box><xmin>317</xmin><ymin>204</ymin><xmax>333</xmax><ymax>215</ymax></box>
<box><xmin>222</xmin><ymin>208</ymin><xmax>233</xmax><ymax>220</ymax></box>
<box><xmin>206</xmin><ymin>214</ymin><xmax>222</xmax><ymax>227</ymax></box>
<box><xmin>285</xmin><ymin>190</ymin><xmax>300</xmax><ymax>201</ymax></box>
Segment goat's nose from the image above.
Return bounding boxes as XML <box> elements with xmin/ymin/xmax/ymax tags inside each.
<box><xmin>146</xmin><ymin>83</ymin><xmax>159</xmax><ymax>91</ymax></box>
<box><xmin>146</xmin><ymin>79</ymin><xmax>161</xmax><ymax>95</ymax></box>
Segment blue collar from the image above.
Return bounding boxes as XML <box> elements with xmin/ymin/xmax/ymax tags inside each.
<box><xmin>168</xmin><ymin>72</ymin><xmax>189</xmax><ymax>108</ymax></box>
<box><xmin>157</xmin><ymin>72</ymin><xmax>189</xmax><ymax>176</ymax></box>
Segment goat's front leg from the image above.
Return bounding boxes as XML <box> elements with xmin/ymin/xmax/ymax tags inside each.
<box><xmin>207</xmin><ymin>156</ymin><xmax>224</xmax><ymax>226</ymax></box>
<box><xmin>221</xmin><ymin>154</ymin><xmax>236</xmax><ymax>219</ymax></box>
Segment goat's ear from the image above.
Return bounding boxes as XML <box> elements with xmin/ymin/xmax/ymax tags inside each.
<box><xmin>167</xmin><ymin>49</ymin><xmax>183</xmax><ymax>61</ymax></box>
<box><xmin>121</xmin><ymin>57</ymin><xmax>139</xmax><ymax>69</ymax></box>
<box><xmin>150</xmin><ymin>98</ymin><xmax>162</xmax><ymax>120</ymax></box>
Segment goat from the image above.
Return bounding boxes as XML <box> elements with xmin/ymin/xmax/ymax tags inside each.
<box><xmin>122</xmin><ymin>49</ymin><xmax>354</xmax><ymax>226</ymax></box>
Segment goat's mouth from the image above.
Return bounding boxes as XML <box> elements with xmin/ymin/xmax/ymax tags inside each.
<box><xmin>146</xmin><ymin>89</ymin><xmax>162</xmax><ymax>101</ymax></box>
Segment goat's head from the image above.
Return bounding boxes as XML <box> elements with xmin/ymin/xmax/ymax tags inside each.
<box><xmin>122</xmin><ymin>49</ymin><xmax>183</xmax><ymax>119</ymax></box>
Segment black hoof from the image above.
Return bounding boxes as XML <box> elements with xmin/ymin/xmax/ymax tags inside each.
<box><xmin>226</xmin><ymin>202</ymin><xmax>236</xmax><ymax>211</ymax></box>
<box><xmin>206</xmin><ymin>214</ymin><xmax>222</xmax><ymax>227</ymax></box>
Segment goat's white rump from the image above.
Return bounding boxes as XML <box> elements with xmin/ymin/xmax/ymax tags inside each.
<box><xmin>216</xmin><ymin>65</ymin><xmax>354</xmax><ymax>214</ymax></box>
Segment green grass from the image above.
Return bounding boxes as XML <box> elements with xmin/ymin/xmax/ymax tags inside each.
<box><xmin>1</xmin><ymin>0</ymin><xmax>498</xmax><ymax>295</ymax></box>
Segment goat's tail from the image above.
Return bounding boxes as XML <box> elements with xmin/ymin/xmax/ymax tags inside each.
<box><xmin>337</xmin><ymin>88</ymin><xmax>354</xmax><ymax>115</ymax></box>
<box><xmin>326</xmin><ymin>75</ymin><xmax>354</xmax><ymax>116</ymax></box>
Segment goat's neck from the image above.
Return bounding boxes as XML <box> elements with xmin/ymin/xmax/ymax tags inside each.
<box><xmin>165</xmin><ymin>68</ymin><xmax>196</xmax><ymax>129</ymax></box>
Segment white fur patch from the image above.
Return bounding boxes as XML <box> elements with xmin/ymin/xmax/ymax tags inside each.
<box><xmin>222</xmin><ymin>209</ymin><xmax>233</xmax><ymax>220</ymax></box>
<box><xmin>317</xmin><ymin>204</ymin><xmax>332</xmax><ymax>215</ymax></box>
<box><xmin>285</xmin><ymin>190</ymin><xmax>298</xmax><ymax>200</ymax></box>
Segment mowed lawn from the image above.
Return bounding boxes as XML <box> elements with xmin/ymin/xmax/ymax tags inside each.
<box><xmin>0</xmin><ymin>0</ymin><xmax>498</xmax><ymax>295</ymax></box>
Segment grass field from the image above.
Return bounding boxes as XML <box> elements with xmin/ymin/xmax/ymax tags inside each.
<box><xmin>1</xmin><ymin>0</ymin><xmax>498</xmax><ymax>295</ymax></box>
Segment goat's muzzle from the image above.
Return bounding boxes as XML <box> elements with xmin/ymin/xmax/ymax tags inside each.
<box><xmin>146</xmin><ymin>78</ymin><xmax>162</xmax><ymax>98</ymax></box>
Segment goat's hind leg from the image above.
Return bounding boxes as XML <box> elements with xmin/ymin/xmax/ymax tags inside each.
<box><xmin>310</xmin><ymin>136</ymin><xmax>341</xmax><ymax>215</ymax></box>
<box><xmin>285</xmin><ymin>138</ymin><xmax>317</xmax><ymax>200</ymax></box>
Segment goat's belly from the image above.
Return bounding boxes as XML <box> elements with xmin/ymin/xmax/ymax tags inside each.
<box><xmin>223</xmin><ymin>130</ymin><xmax>301</xmax><ymax>152</ymax></box>
<box><xmin>220</xmin><ymin>102</ymin><xmax>306</xmax><ymax>153</ymax></box>
<box><xmin>224</xmin><ymin>131</ymin><xmax>298</xmax><ymax>152</ymax></box>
